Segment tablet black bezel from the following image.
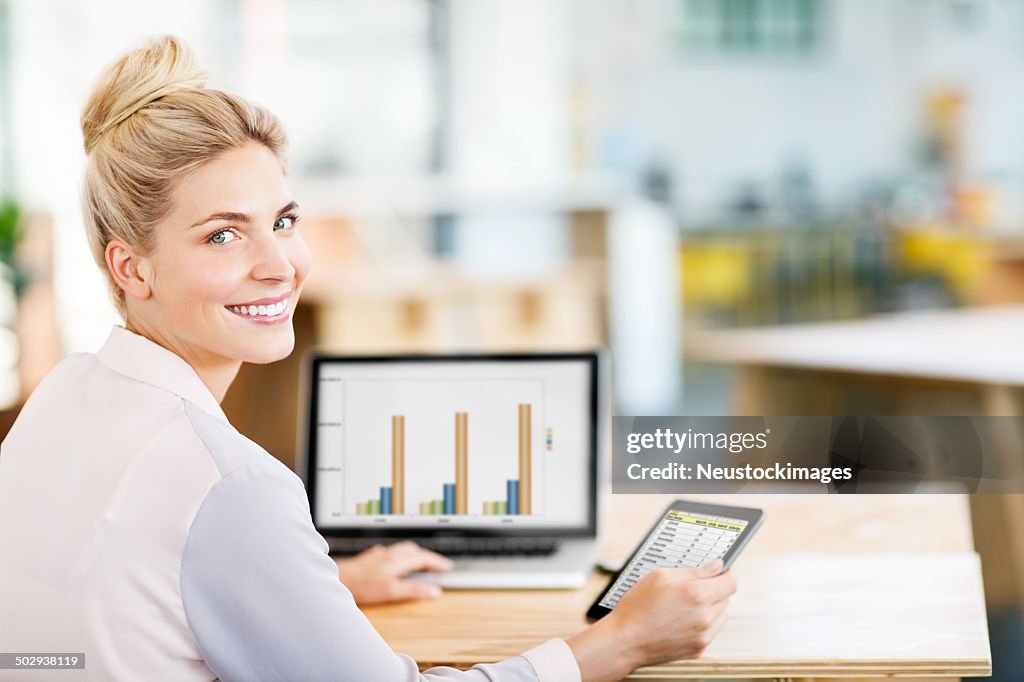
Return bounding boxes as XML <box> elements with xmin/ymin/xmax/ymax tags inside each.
<box><xmin>586</xmin><ymin>499</ymin><xmax>764</xmax><ymax>622</ymax></box>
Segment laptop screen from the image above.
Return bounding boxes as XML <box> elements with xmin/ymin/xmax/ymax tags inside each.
<box><xmin>305</xmin><ymin>354</ymin><xmax>598</xmax><ymax>535</ymax></box>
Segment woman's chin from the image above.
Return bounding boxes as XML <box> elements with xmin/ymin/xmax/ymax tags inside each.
<box><xmin>236</xmin><ymin>330</ymin><xmax>296</xmax><ymax>364</ymax></box>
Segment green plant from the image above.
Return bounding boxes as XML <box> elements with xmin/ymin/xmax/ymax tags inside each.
<box><xmin>0</xmin><ymin>197</ymin><xmax>28</xmax><ymax>298</ymax></box>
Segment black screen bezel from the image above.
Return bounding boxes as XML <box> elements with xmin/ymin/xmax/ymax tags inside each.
<box><xmin>301</xmin><ymin>351</ymin><xmax>601</xmax><ymax>540</ymax></box>
<box><xmin>586</xmin><ymin>499</ymin><xmax>764</xmax><ymax>621</ymax></box>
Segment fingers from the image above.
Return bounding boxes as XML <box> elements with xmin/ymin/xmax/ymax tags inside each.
<box><xmin>680</xmin><ymin>605</ymin><xmax>729</xmax><ymax>658</ymax></box>
<box><xmin>389</xmin><ymin>578</ymin><xmax>443</xmax><ymax>602</ymax></box>
<box><xmin>672</xmin><ymin>560</ymin><xmax>724</xmax><ymax>584</ymax></box>
<box><xmin>700</xmin><ymin>607</ymin><xmax>729</xmax><ymax>646</ymax></box>
<box><xmin>708</xmin><ymin>607</ymin><xmax>729</xmax><ymax>638</ymax></box>
<box><xmin>355</xmin><ymin>543</ymin><xmax>386</xmax><ymax>559</ymax></box>
<box><xmin>690</xmin><ymin>570</ymin><xmax>738</xmax><ymax>606</ymax></box>
<box><xmin>638</xmin><ymin>565</ymin><xmax>736</xmax><ymax>615</ymax></box>
<box><xmin>700</xmin><ymin>559</ymin><xmax>724</xmax><ymax>576</ymax></box>
<box><xmin>386</xmin><ymin>541</ymin><xmax>455</xmax><ymax>574</ymax></box>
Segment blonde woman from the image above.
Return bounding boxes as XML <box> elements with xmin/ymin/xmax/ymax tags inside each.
<box><xmin>0</xmin><ymin>37</ymin><xmax>736</xmax><ymax>681</ymax></box>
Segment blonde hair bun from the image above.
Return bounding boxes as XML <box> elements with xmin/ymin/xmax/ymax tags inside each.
<box><xmin>79</xmin><ymin>34</ymin><xmax>286</xmax><ymax>318</ymax></box>
<box><xmin>81</xmin><ymin>35</ymin><xmax>208</xmax><ymax>153</ymax></box>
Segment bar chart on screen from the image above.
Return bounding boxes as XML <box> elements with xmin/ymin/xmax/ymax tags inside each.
<box><xmin>322</xmin><ymin>377</ymin><xmax>547</xmax><ymax>521</ymax></box>
<box><xmin>313</xmin><ymin>359</ymin><xmax>592</xmax><ymax>529</ymax></box>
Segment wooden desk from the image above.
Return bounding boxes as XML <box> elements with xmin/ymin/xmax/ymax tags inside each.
<box><xmin>687</xmin><ymin>306</ymin><xmax>1024</xmax><ymax>613</ymax></box>
<box><xmin>363</xmin><ymin>494</ymin><xmax>991</xmax><ymax>680</ymax></box>
<box><xmin>687</xmin><ymin>305</ymin><xmax>1024</xmax><ymax>415</ymax></box>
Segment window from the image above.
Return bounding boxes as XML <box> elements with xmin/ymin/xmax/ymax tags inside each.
<box><xmin>676</xmin><ymin>0</ymin><xmax>823</xmax><ymax>56</ymax></box>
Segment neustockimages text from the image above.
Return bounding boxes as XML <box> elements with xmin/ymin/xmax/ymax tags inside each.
<box><xmin>626</xmin><ymin>461</ymin><xmax>854</xmax><ymax>485</ymax></box>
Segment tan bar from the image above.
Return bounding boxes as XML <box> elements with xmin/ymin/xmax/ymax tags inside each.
<box><xmin>419</xmin><ymin>501</ymin><xmax>431</xmax><ymax>515</ymax></box>
<box><xmin>356</xmin><ymin>502</ymin><xmax>368</xmax><ymax>515</ymax></box>
<box><xmin>392</xmin><ymin>415</ymin><xmax>405</xmax><ymax>514</ymax></box>
<box><xmin>455</xmin><ymin>412</ymin><xmax>468</xmax><ymax>514</ymax></box>
<box><xmin>518</xmin><ymin>404</ymin><xmax>532</xmax><ymax>514</ymax></box>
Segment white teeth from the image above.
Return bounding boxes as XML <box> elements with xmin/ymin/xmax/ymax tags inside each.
<box><xmin>228</xmin><ymin>299</ymin><xmax>287</xmax><ymax>317</ymax></box>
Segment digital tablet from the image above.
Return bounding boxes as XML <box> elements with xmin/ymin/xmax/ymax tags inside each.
<box><xmin>586</xmin><ymin>500</ymin><xmax>764</xmax><ymax>621</ymax></box>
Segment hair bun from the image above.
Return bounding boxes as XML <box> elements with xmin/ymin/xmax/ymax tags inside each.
<box><xmin>81</xmin><ymin>35</ymin><xmax>208</xmax><ymax>153</ymax></box>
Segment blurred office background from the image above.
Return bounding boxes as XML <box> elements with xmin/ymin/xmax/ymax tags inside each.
<box><xmin>1</xmin><ymin>0</ymin><xmax>1023</xmax><ymax>678</ymax></box>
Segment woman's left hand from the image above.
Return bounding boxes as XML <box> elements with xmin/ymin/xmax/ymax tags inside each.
<box><xmin>335</xmin><ymin>540</ymin><xmax>454</xmax><ymax>605</ymax></box>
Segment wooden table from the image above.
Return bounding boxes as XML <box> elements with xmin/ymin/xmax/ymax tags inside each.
<box><xmin>362</xmin><ymin>494</ymin><xmax>991</xmax><ymax>680</ymax></box>
<box><xmin>688</xmin><ymin>305</ymin><xmax>1024</xmax><ymax>416</ymax></box>
<box><xmin>687</xmin><ymin>305</ymin><xmax>1024</xmax><ymax>615</ymax></box>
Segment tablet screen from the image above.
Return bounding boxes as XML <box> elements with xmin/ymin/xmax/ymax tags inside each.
<box><xmin>598</xmin><ymin>509</ymin><xmax>749</xmax><ymax>610</ymax></box>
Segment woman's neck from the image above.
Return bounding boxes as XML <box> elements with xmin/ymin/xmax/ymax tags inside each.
<box><xmin>124</xmin><ymin>318</ymin><xmax>241</xmax><ymax>403</ymax></box>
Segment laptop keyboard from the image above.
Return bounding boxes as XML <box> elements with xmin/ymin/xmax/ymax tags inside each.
<box><xmin>329</xmin><ymin>537</ymin><xmax>560</xmax><ymax>558</ymax></box>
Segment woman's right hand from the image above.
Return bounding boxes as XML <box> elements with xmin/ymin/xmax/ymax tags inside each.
<box><xmin>335</xmin><ymin>541</ymin><xmax>454</xmax><ymax>605</ymax></box>
<box><xmin>567</xmin><ymin>560</ymin><xmax>737</xmax><ymax>682</ymax></box>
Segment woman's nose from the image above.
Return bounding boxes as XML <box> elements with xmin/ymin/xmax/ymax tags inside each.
<box><xmin>251</xmin><ymin>234</ymin><xmax>296</xmax><ymax>282</ymax></box>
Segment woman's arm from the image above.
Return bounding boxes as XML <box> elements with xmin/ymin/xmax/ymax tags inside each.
<box><xmin>181</xmin><ymin>459</ymin><xmax>735</xmax><ymax>681</ymax></box>
<box><xmin>180</xmin><ymin>461</ymin><xmax>579</xmax><ymax>681</ymax></box>
<box><xmin>335</xmin><ymin>540</ymin><xmax>736</xmax><ymax>678</ymax></box>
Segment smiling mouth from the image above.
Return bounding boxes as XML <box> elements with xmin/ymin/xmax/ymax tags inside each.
<box><xmin>226</xmin><ymin>300</ymin><xmax>287</xmax><ymax>317</ymax></box>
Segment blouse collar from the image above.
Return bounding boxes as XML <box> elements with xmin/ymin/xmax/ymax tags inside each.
<box><xmin>95</xmin><ymin>325</ymin><xmax>228</xmax><ymax>423</ymax></box>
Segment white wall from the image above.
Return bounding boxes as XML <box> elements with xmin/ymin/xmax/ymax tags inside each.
<box><xmin>8</xmin><ymin>0</ymin><xmax>223</xmax><ymax>352</ymax></box>
<box><xmin>446</xmin><ymin>0</ymin><xmax>572</xmax><ymax>276</ymax></box>
<box><xmin>571</xmin><ymin>0</ymin><xmax>1024</xmax><ymax>223</ymax></box>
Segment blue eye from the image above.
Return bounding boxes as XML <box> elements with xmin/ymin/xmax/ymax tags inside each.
<box><xmin>275</xmin><ymin>214</ymin><xmax>299</xmax><ymax>231</ymax></box>
<box><xmin>208</xmin><ymin>229</ymin><xmax>238</xmax><ymax>245</ymax></box>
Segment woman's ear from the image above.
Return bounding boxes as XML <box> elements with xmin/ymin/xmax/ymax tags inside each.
<box><xmin>106</xmin><ymin>240</ymin><xmax>152</xmax><ymax>302</ymax></box>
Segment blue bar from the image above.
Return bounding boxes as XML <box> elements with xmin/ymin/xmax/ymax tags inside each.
<box><xmin>380</xmin><ymin>486</ymin><xmax>392</xmax><ymax>515</ymax></box>
<box><xmin>443</xmin><ymin>483</ymin><xmax>456</xmax><ymax>515</ymax></box>
<box><xmin>507</xmin><ymin>479</ymin><xmax>519</xmax><ymax>515</ymax></box>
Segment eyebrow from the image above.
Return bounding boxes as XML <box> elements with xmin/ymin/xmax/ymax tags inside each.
<box><xmin>189</xmin><ymin>201</ymin><xmax>299</xmax><ymax>229</ymax></box>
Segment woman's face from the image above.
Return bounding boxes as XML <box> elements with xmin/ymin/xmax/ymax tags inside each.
<box><xmin>137</xmin><ymin>141</ymin><xmax>312</xmax><ymax>366</ymax></box>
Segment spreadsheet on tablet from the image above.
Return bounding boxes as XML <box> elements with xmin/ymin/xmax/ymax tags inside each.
<box><xmin>599</xmin><ymin>510</ymin><xmax>748</xmax><ymax>609</ymax></box>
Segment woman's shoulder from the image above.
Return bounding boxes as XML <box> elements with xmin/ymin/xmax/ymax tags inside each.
<box><xmin>179</xmin><ymin>399</ymin><xmax>299</xmax><ymax>488</ymax></box>
<box><xmin>11</xmin><ymin>351</ymin><xmax>110</xmax><ymax>420</ymax></box>
<box><xmin>5</xmin><ymin>349</ymin><xmax>298</xmax><ymax>495</ymax></box>
<box><xmin>3</xmin><ymin>351</ymin><xmax>193</xmax><ymax>458</ymax></box>
<box><xmin>17</xmin><ymin>350</ymin><xmax>183</xmax><ymax>420</ymax></box>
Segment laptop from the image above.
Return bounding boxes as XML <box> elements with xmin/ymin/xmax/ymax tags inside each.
<box><xmin>299</xmin><ymin>351</ymin><xmax>604</xmax><ymax>589</ymax></box>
